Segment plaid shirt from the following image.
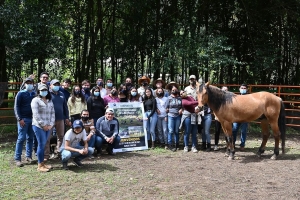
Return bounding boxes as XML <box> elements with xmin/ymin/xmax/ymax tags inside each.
<box><xmin>31</xmin><ymin>96</ymin><xmax>55</xmax><ymax>128</ymax></box>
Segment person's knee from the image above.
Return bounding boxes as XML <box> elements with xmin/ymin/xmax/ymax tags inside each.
<box><xmin>87</xmin><ymin>147</ymin><xmax>94</xmax><ymax>155</ymax></box>
<box><xmin>61</xmin><ymin>150</ymin><xmax>72</xmax><ymax>161</ymax></box>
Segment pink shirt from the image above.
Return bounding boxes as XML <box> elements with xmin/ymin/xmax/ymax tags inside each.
<box><xmin>103</xmin><ymin>95</ymin><xmax>120</xmax><ymax>106</ymax></box>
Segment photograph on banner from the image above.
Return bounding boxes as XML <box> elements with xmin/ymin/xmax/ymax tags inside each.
<box><xmin>108</xmin><ymin>102</ymin><xmax>148</xmax><ymax>152</ymax></box>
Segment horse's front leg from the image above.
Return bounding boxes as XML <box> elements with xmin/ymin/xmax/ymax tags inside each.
<box><xmin>221</xmin><ymin>121</ymin><xmax>235</xmax><ymax>160</ymax></box>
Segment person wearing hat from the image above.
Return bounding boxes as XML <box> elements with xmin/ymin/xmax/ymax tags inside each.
<box><xmin>44</xmin><ymin>79</ymin><xmax>71</xmax><ymax>160</ymax></box>
<box><xmin>184</xmin><ymin>75</ymin><xmax>197</xmax><ymax>100</ymax></box>
<box><xmin>31</xmin><ymin>83</ymin><xmax>55</xmax><ymax>172</ymax></box>
<box><xmin>153</xmin><ymin>78</ymin><xmax>169</xmax><ymax>97</ymax></box>
<box><xmin>137</xmin><ymin>76</ymin><xmax>151</xmax><ymax>98</ymax></box>
<box><xmin>95</xmin><ymin>108</ymin><xmax>121</xmax><ymax>155</ymax></box>
<box><xmin>14</xmin><ymin>78</ymin><xmax>36</xmax><ymax>167</ymax></box>
<box><xmin>60</xmin><ymin>120</ymin><xmax>94</xmax><ymax>170</ymax></box>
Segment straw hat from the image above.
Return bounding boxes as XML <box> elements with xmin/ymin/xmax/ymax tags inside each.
<box><xmin>153</xmin><ymin>78</ymin><xmax>165</xmax><ymax>87</ymax></box>
<box><xmin>165</xmin><ymin>81</ymin><xmax>179</xmax><ymax>90</ymax></box>
<box><xmin>138</xmin><ymin>76</ymin><xmax>151</xmax><ymax>85</ymax></box>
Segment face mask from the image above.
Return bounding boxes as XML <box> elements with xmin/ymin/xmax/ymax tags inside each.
<box><xmin>40</xmin><ymin>91</ymin><xmax>48</xmax><ymax>97</ymax></box>
<box><xmin>240</xmin><ymin>89</ymin><xmax>247</xmax><ymax>94</ymax></box>
<box><xmin>52</xmin><ymin>86</ymin><xmax>60</xmax><ymax>92</ymax></box>
<box><xmin>171</xmin><ymin>91</ymin><xmax>178</xmax><ymax>95</ymax></box>
<box><xmin>97</xmin><ymin>81</ymin><xmax>103</xmax><ymax>87</ymax></box>
<box><xmin>25</xmin><ymin>84</ymin><xmax>33</xmax><ymax>91</ymax></box>
<box><xmin>111</xmin><ymin>90</ymin><xmax>117</xmax><ymax>96</ymax></box>
<box><xmin>81</xmin><ymin>116</ymin><xmax>89</xmax><ymax>121</ymax></box>
<box><xmin>126</xmin><ymin>82</ymin><xmax>132</xmax><ymax>87</ymax></box>
<box><xmin>131</xmin><ymin>91</ymin><xmax>137</xmax><ymax>96</ymax></box>
<box><xmin>157</xmin><ymin>92</ymin><xmax>164</xmax><ymax>97</ymax></box>
<box><xmin>94</xmin><ymin>92</ymin><xmax>100</xmax><ymax>97</ymax></box>
<box><xmin>190</xmin><ymin>80</ymin><xmax>196</xmax><ymax>86</ymax></box>
<box><xmin>84</xmin><ymin>88</ymin><xmax>90</xmax><ymax>93</ymax></box>
<box><xmin>74</xmin><ymin>90</ymin><xmax>81</xmax><ymax>95</ymax></box>
<box><xmin>142</xmin><ymin>82</ymin><xmax>148</xmax><ymax>87</ymax></box>
<box><xmin>121</xmin><ymin>89</ymin><xmax>127</xmax><ymax>95</ymax></box>
<box><xmin>107</xmin><ymin>83</ymin><xmax>113</xmax><ymax>87</ymax></box>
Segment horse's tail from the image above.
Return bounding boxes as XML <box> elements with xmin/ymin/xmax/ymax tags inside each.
<box><xmin>278</xmin><ymin>100</ymin><xmax>286</xmax><ymax>154</ymax></box>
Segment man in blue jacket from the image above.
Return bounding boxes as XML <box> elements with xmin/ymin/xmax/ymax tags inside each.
<box><xmin>14</xmin><ymin>78</ymin><xmax>36</xmax><ymax>167</ymax></box>
<box><xmin>44</xmin><ymin>79</ymin><xmax>71</xmax><ymax>159</ymax></box>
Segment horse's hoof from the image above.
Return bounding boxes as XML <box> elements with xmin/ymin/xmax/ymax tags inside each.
<box><xmin>228</xmin><ymin>156</ymin><xmax>234</xmax><ymax>160</ymax></box>
<box><xmin>224</xmin><ymin>152</ymin><xmax>229</xmax><ymax>157</ymax></box>
<box><xmin>256</xmin><ymin>152</ymin><xmax>262</xmax><ymax>158</ymax></box>
<box><xmin>270</xmin><ymin>154</ymin><xmax>277</xmax><ymax>160</ymax></box>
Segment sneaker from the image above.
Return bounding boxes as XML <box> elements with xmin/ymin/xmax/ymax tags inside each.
<box><xmin>62</xmin><ymin>162</ymin><xmax>69</xmax><ymax>170</ymax></box>
<box><xmin>15</xmin><ymin>160</ymin><xmax>24</xmax><ymax>167</ymax></box>
<box><xmin>106</xmin><ymin>147</ymin><xmax>114</xmax><ymax>155</ymax></box>
<box><xmin>42</xmin><ymin>162</ymin><xmax>52</xmax><ymax>169</ymax></box>
<box><xmin>183</xmin><ymin>146</ymin><xmax>189</xmax><ymax>152</ymax></box>
<box><xmin>89</xmin><ymin>155</ymin><xmax>95</xmax><ymax>159</ymax></box>
<box><xmin>192</xmin><ymin>147</ymin><xmax>198</xmax><ymax>153</ymax></box>
<box><xmin>25</xmin><ymin>157</ymin><xmax>35</xmax><ymax>164</ymax></box>
<box><xmin>164</xmin><ymin>145</ymin><xmax>168</xmax><ymax>150</ymax></box>
<box><xmin>240</xmin><ymin>146</ymin><xmax>245</xmax><ymax>151</ymax></box>
<box><xmin>72</xmin><ymin>159</ymin><xmax>83</xmax><ymax>167</ymax></box>
<box><xmin>214</xmin><ymin>145</ymin><xmax>219</xmax><ymax>151</ymax></box>
<box><xmin>37</xmin><ymin>164</ymin><xmax>49</xmax><ymax>172</ymax></box>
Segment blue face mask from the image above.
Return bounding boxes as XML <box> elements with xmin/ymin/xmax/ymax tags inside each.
<box><xmin>52</xmin><ymin>86</ymin><xmax>60</xmax><ymax>92</ymax></box>
<box><xmin>107</xmin><ymin>83</ymin><xmax>113</xmax><ymax>87</ymax></box>
<box><xmin>240</xmin><ymin>89</ymin><xmax>247</xmax><ymax>94</ymax></box>
<box><xmin>94</xmin><ymin>92</ymin><xmax>100</xmax><ymax>97</ymax></box>
<box><xmin>97</xmin><ymin>82</ymin><xmax>103</xmax><ymax>87</ymax></box>
<box><xmin>131</xmin><ymin>91</ymin><xmax>137</xmax><ymax>96</ymax></box>
<box><xmin>25</xmin><ymin>84</ymin><xmax>33</xmax><ymax>91</ymax></box>
<box><xmin>40</xmin><ymin>91</ymin><xmax>48</xmax><ymax>97</ymax></box>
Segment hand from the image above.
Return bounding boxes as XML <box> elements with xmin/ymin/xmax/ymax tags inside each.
<box><xmin>47</xmin><ymin>125</ymin><xmax>53</xmax><ymax>130</ymax></box>
<box><xmin>157</xmin><ymin>109</ymin><xmax>161</xmax><ymax>114</ymax></box>
<box><xmin>143</xmin><ymin>118</ymin><xmax>148</xmax><ymax>121</ymax></box>
<box><xmin>164</xmin><ymin>117</ymin><xmax>168</xmax><ymax>122</ymax></box>
<box><xmin>19</xmin><ymin>120</ymin><xmax>25</xmax><ymax>127</ymax></box>
<box><xmin>65</xmin><ymin>119</ymin><xmax>71</xmax><ymax>126</ymax></box>
<box><xmin>83</xmin><ymin>148</ymin><xmax>88</xmax><ymax>155</ymax></box>
<box><xmin>178</xmin><ymin>109</ymin><xmax>183</xmax><ymax>115</ymax></box>
<box><xmin>42</xmin><ymin>126</ymin><xmax>49</xmax><ymax>131</ymax></box>
<box><xmin>78</xmin><ymin>149</ymin><xmax>85</xmax><ymax>155</ymax></box>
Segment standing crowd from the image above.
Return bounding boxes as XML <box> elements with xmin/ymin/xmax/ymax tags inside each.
<box><xmin>14</xmin><ymin>72</ymin><xmax>249</xmax><ymax>171</ymax></box>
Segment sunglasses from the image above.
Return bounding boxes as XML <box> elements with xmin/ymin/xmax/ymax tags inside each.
<box><xmin>41</xmin><ymin>76</ymin><xmax>49</xmax><ymax>79</ymax></box>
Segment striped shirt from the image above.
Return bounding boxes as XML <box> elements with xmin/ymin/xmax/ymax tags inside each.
<box><xmin>31</xmin><ymin>96</ymin><xmax>55</xmax><ymax>128</ymax></box>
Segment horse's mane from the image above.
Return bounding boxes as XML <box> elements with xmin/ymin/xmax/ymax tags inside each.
<box><xmin>199</xmin><ymin>83</ymin><xmax>236</xmax><ymax>112</ymax></box>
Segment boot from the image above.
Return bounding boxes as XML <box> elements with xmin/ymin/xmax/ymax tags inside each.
<box><xmin>37</xmin><ymin>163</ymin><xmax>49</xmax><ymax>172</ymax></box>
<box><xmin>168</xmin><ymin>144</ymin><xmax>176</xmax><ymax>152</ymax></box>
<box><xmin>206</xmin><ymin>143</ymin><xmax>211</xmax><ymax>152</ymax></box>
<box><xmin>201</xmin><ymin>142</ymin><xmax>207</xmax><ymax>150</ymax></box>
<box><xmin>42</xmin><ymin>162</ymin><xmax>52</xmax><ymax>169</ymax></box>
<box><xmin>151</xmin><ymin>141</ymin><xmax>155</xmax><ymax>149</ymax></box>
<box><xmin>175</xmin><ymin>143</ymin><xmax>179</xmax><ymax>151</ymax></box>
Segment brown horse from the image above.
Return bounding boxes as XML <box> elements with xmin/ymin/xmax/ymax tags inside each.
<box><xmin>197</xmin><ymin>82</ymin><xmax>286</xmax><ymax>160</ymax></box>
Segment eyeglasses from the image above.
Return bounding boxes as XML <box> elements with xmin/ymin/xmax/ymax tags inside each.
<box><xmin>41</xmin><ymin>76</ymin><xmax>49</xmax><ymax>79</ymax></box>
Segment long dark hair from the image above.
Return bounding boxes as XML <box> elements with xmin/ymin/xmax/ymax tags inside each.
<box><xmin>128</xmin><ymin>87</ymin><xmax>141</xmax><ymax>101</ymax></box>
<box><xmin>71</xmin><ymin>85</ymin><xmax>85</xmax><ymax>104</ymax></box>
<box><xmin>144</xmin><ymin>88</ymin><xmax>154</xmax><ymax>100</ymax></box>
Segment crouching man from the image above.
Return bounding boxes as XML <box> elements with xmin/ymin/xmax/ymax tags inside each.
<box><xmin>95</xmin><ymin>108</ymin><xmax>121</xmax><ymax>155</ymax></box>
<box><xmin>60</xmin><ymin>120</ymin><xmax>94</xmax><ymax>170</ymax></box>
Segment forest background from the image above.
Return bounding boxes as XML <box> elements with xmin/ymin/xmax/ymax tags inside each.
<box><xmin>0</xmin><ymin>0</ymin><xmax>300</xmax><ymax>86</ymax></box>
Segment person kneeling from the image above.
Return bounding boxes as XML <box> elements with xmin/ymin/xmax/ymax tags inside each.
<box><xmin>60</xmin><ymin>120</ymin><xmax>94</xmax><ymax>170</ymax></box>
<box><xmin>95</xmin><ymin>108</ymin><xmax>121</xmax><ymax>155</ymax></box>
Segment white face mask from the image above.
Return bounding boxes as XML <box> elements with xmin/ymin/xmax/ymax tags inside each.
<box><xmin>240</xmin><ymin>89</ymin><xmax>247</xmax><ymax>94</ymax></box>
<box><xmin>25</xmin><ymin>84</ymin><xmax>33</xmax><ymax>91</ymax></box>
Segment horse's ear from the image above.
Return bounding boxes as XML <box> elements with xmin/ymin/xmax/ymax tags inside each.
<box><xmin>205</xmin><ymin>82</ymin><xmax>210</xmax><ymax>87</ymax></box>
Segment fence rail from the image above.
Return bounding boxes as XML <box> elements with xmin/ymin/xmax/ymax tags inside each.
<box><xmin>1</xmin><ymin>82</ymin><xmax>300</xmax><ymax>127</ymax></box>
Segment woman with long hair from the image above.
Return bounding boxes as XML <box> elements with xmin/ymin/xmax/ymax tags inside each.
<box><xmin>67</xmin><ymin>85</ymin><xmax>87</xmax><ymax>122</ymax></box>
<box><xmin>128</xmin><ymin>87</ymin><xmax>143</xmax><ymax>102</ymax></box>
<box><xmin>87</xmin><ymin>86</ymin><xmax>105</xmax><ymax>123</ymax></box>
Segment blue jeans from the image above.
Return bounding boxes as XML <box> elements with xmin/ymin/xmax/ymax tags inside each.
<box><xmin>88</xmin><ymin>134</ymin><xmax>96</xmax><ymax>147</ymax></box>
<box><xmin>95</xmin><ymin>135</ymin><xmax>121</xmax><ymax>151</ymax></box>
<box><xmin>168</xmin><ymin>115</ymin><xmax>181</xmax><ymax>145</ymax></box>
<box><xmin>14</xmin><ymin>118</ymin><xmax>34</xmax><ymax>161</ymax></box>
<box><xmin>202</xmin><ymin>114</ymin><xmax>212</xmax><ymax>143</ymax></box>
<box><xmin>232</xmin><ymin>122</ymin><xmax>248</xmax><ymax>147</ymax></box>
<box><xmin>183</xmin><ymin>117</ymin><xmax>198</xmax><ymax>147</ymax></box>
<box><xmin>156</xmin><ymin>117</ymin><xmax>168</xmax><ymax>144</ymax></box>
<box><xmin>32</xmin><ymin>125</ymin><xmax>51</xmax><ymax>164</ymax></box>
<box><xmin>61</xmin><ymin>145</ymin><xmax>94</xmax><ymax>163</ymax></box>
<box><xmin>143</xmin><ymin>111</ymin><xmax>158</xmax><ymax>141</ymax></box>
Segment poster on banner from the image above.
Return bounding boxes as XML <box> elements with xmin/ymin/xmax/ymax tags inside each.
<box><xmin>108</xmin><ymin>102</ymin><xmax>148</xmax><ymax>152</ymax></box>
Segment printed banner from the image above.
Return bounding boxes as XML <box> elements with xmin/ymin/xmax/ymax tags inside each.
<box><xmin>108</xmin><ymin>102</ymin><xmax>148</xmax><ymax>152</ymax></box>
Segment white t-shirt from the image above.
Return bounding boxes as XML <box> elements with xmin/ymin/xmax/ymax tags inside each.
<box><xmin>184</xmin><ymin>85</ymin><xmax>197</xmax><ymax>100</ymax></box>
<box><xmin>156</xmin><ymin>97</ymin><xmax>168</xmax><ymax>117</ymax></box>
<box><xmin>100</xmin><ymin>88</ymin><xmax>107</xmax><ymax>98</ymax></box>
<box><xmin>60</xmin><ymin>129</ymin><xmax>87</xmax><ymax>151</ymax></box>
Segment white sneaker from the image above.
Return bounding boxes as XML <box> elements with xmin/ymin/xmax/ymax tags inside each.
<box><xmin>183</xmin><ymin>146</ymin><xmax>188</xmax><ymax>152</ymax></box>
<box><xmin>214</xmin><ymin>145</ymin><xmax>219</xmax><ymax>151</ymax></box>
<box><xmin>192</xmin><ymin>147</ymin><xmax>198</xmax><ymax>153</ymax></box>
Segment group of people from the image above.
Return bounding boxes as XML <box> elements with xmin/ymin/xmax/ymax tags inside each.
<box><xmin>14</xmin><ymin>72</ymin><xmax>249</xmax><ymax>171</ymax></box>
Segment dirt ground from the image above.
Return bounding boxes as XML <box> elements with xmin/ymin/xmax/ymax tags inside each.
<box><xmin>1</xmin><ymin>133</ymin><xmax>300</xmax><ymax>200</ymax></box>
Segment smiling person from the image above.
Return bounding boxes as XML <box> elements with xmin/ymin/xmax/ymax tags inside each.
<box><xmin>31</xmin><ymin>84</ymin><xmax>55</xmax><ymax>172</ymax></box>
<box><xmin>60</xmin><ymin>120</ymin><xmax>94</xmax><ymax>170</ymax></box>
<box><xmin>67</xmin><ymin>85</ymin><xmax>87</xmax><ymax>123</ymax></box>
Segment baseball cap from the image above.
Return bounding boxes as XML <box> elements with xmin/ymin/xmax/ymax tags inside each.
<box><xmin>50</xmin><ymin>79</ymin><xmax>60</xmax><ymax>85</ymax></box>
<box><xmin>189</xmin><ymin>75</ymin><xmax>196</xmax><ymax>79</ymax></box>
<box><xmin>106</xmin><ymin>108</ymin><xmax>114</xmax><ymax>113</ymax></box>
<box><xmin>72</xmin><ymin>120</ymin><xmax>83</xmax><ymax>128</ymax></box>
<box><xmin>24</xmin><ymin>78</ymin><xmax>33</xmax><ymax>83</ymax></box>
<box><xmin>38</xmin><ymin>84</ymin><xmax>48</xmax><ymax>91</ymax></box>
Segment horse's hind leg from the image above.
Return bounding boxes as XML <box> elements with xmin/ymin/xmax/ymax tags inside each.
<box><xmin>257</xmin><ymin>119</ymin><xmax>270</xmax><ymax>158</ymax></box>
<box><xmin>270</xmin><ymin>121</ymin><xmax>281</xmax><ymax>160</ymax></box>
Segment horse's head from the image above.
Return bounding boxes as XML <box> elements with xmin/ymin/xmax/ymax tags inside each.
<box><xmin>197</xmin><ymin>82</ymin><xmax>210</xmax><ymax>107</ymax></box>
